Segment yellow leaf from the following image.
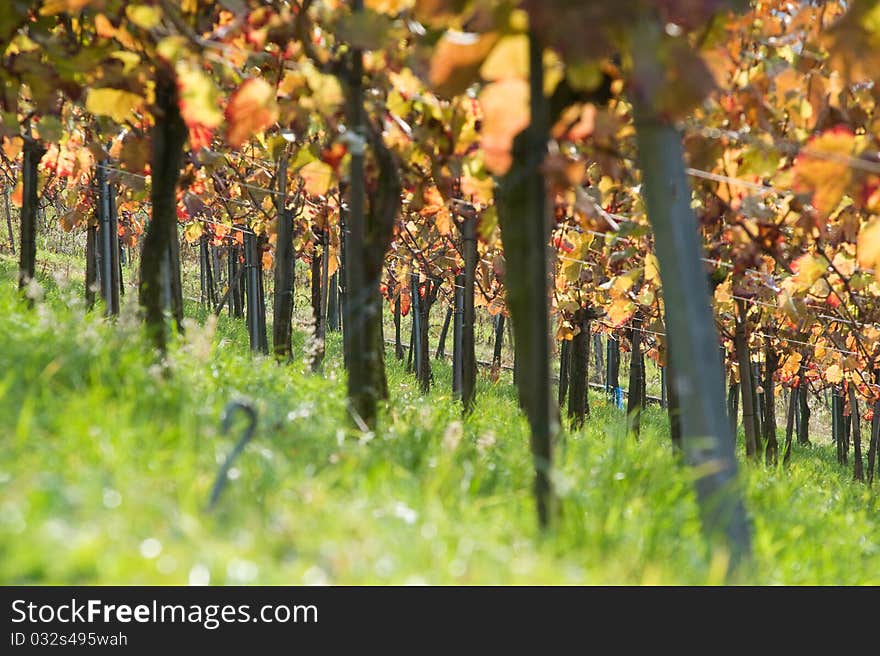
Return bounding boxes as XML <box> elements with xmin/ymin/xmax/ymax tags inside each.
<box><xmin>612</xmin><ymin>274</ymin><xmax>634</xmax><ymax>295</ymax></box>
<box><xmin>780</xmin><ymin>352</ymin><xmax>802</xmax><ymax>379</ymax></box>
<box><xmin>302</xmin><ymin>62</ymin><xmax>344</xmax><ymax>115</ymax></box>
<box><xmin>110</xmin><ymin>50</ymin><xmax>141</xmax><ymax>74</ymax></box>
<box><xmin>224</xmin><ymin>78</ymin><xmax>278</xmax><ymax>149</ymax></box>
<box><xmin>125</xmin><ymin>4</ymin><xmax>163</xmax><ymax>30</ymax></box>
<box><xmin>480</xmin><ymin>35</ymin><xmax>528</xmax><ymax>81</ymax></box>
<box><xmin>858</xmin><ymin>216</ymin><xmax>880</xmax><ymax>271</ymax></box>
<box><xmin>607</xmin><ymin>299</ymin><xmax>635</xmax><ymax>328</ymax></box>
<box><xmin>825</xmin><ymin>364</ymin><xmax>844</xmax><ymax>384</ymax></box>
<box><xmin>791</xmin><ymin>253</ymin><xmax>827</xmax><ymax>292</ymax></box>
<box><xmin>645</xmin><ymin>253</ymin><xmax>660</xmax><ymax>284</ymax></box>
<box><xmin>793</xmin><ymin>127</ymin><xmax>855</xmax><ymax>217</ymax></box>
<box><xmin>183</xmin><ymin>222</ymin><xmax>203</xmax><ymax>243</ymax></box>
<box><xmin>715</xmin><ymin>279</ymin><xmax>732</xmax><ymax>304</ymax></box>
<box><xmin>299</xmin><ymin>160</ymin><xmax>333</xmax><ymax>196</ymax></box>
<box><xmin>157</xmin><ymin>36</ymin><xmax>188</xmax><ymax>62</ymax></box>
<box><xmin>177</xmin><ymin>61</ymin><xmax>223</xmax><ymax>129</ymax></box>
<box><xmin>85</xmin><ymin>88</ymin><xmax>144</xmax><ymax>124</ymax></box>
<box><xmin>365</xmin><ymin>0</ymin><xmax>409</xmax><ymax>14</ymax></box>
<box><xmin>479</xmin><ymin>78</ymin><xmax>529</xmax><ymax>175</ymax></box>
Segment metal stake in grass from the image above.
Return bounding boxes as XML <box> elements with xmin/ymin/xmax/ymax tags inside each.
<box><xmin>207</xmin><ymin>400</ymin><xmax>258</xmax><ymax>511</ymax></box>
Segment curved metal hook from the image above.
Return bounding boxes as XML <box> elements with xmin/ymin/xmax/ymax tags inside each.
<box><xmin>207</xmin><ymin>400</ymin><xmax>258</xmax><ymax>511</ymax></box>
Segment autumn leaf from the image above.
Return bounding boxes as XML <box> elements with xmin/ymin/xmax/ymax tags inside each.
<box><xmin>644</xmin><ymin>253</ymin><xmax>660</xmax><ymax>285</ymax></box>
<box><xmin>118</xmin><ymin>133</ymin><xmax>150</xmax><ymax>173</ymax></box>
<box><xmin>857</xmin><ymin>216</ymin><xmax>880</xmax><ymax>272</ymax></box>
<box><xmin>607</xmin><ymin>298</ymin><xmax>636</xmax><ymax>328</ymax></box>
<box><xmin>224</xmin><ymin>78</ymin><xmax>278</xmax><ymax>149</ymax></box>
<box><xmin>125</xmin><ymin>4</ymin><xmax>163</xmax><ymax>30</ymax></box>
<box><xmin>824</xmin><ymin>0</ymin><xmax>880</xmax><ymax>85</ymax></box>
<box><xmin>261</xmin><ymin>250</ymin><xmax>274</xmax><ymax>270</ymax></box>
<box><xmin>183</xmin><ymin>222</ymin><xmax>204</xmax><ymax>243</ymax></box>
<box><xmin>480</xmin><ymin>35</ymin><xmax>528</xmax><ymax>81</ymax></box>
<box><xmin>366</xmin><ymin>0</ymin><xmax>409</xmax><ymax>14</ymax></box>
<box><xmin>429</xmin><ymin>31</ymin><xmax>499</xmax><ymax>98</ymax></box>
<box><xmin>177</xmin><ymin>61</ymin><xmax>223</xmax><ymax>129</ymax></box>
<box><xmin>85</xmin><ymin>88</ymin><xmax>144</xmax><ymax>124</ymax></box>
<box><xmin>2</xmin><ymin>136</ymin><xmax>22</xmax><ymax>161</ymax></box>
<box><xmin>825</xmin><ymin>363</ymin><xmax>844</xmax><ymax>384</ymax></box>
<box><xmin>780</xmin><ymin>352</ymin><xmax>802</xmax><ymax>379</ymax></box>
<box><xmin>60</xmin><ymin>207</ymin><xmax>85</xmax><ymax>232</ymax></box>
<box><xmin>299</xmin><ymin>160</ymin><xmax>333</xmax><ymax>196</ymax></box>
<box><xmin>479</xmin><ymin>78</ymin><xmax>529</xmax><ymax>175</ymax></box>
<box><xmin>790</xmin><ymin>253</ymin><xmax>828</xmax><ymax>292</ymax></box>
<box><xmin>94</xmin><ymin>13</ymin><xmax>116</xmax><ymax>38</ymax></box>
<box><xmin>656</xmin><ymin>41</ymin><xmax>717</xmax><ymax>119</ymax></box>
<box><xmin>11</xmin><ymin>181</ymin><xmax>23</xmax><ymax>207</ymax></box>
<box><xmin>39</xmin><ymin>0</ymin><xmax>92</xmax><ymax>16</ymax></box>
<box><xmin>793</xmin><ymin>126</ymin><xmax>855</xmax><ymax>217</ymax></box>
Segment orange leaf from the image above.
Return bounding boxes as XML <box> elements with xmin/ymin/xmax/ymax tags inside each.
<box><xmin>224</xmin><ymin>78</ymin><xmax>279</xmax><ymax>148</ymax></box>
<box><xmin>479</xmin><ymin>78</ymin><xmax>529</xmax><ymax>175</ymax></box>
<box><xmin>40</xmin><ymin>0</ymin><xmax>92</xmax><ymax>16</ymax></box>
<box><xmin>793</xmin><ymin>126</ymin><xmax>855</xmax><ymax>217</ymax></box>
<box><xmin>261</xmin><ymin>250</ymin><xmax>274</xmax><ymax>270</ymax></box>
<box><xmin>2</xmin><ymin>136</ymin><xmax>22</xmax><ymax>161</ymax></box>
<box><xmin>429</xmin><ymin>31</ymin><xmax>498</xmax><ymax>98</ymax></box>
<box><xmin>11</xmin><ymin>181</ymin><xmax>22</xmax><ymax>207</ymax></box>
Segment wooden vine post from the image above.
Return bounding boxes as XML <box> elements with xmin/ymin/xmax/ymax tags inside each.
<box><xmin>568</xmin><ymin>308</ymin><xmax>597</xmax><ymax>428</ymax></box>
<box><xmin>19</xmin><ymin>136</ymin><xmax>46</xmax><ymax>296</ymax></box>
<box><xmin>848</xmin><ymin>383</ymin><xmax>864</xmax><ymax>482</ymax></box>
<box><xmin>273</xmin><ymin>150</ymin><xmax>295</xmax><ymax>361</ymax></box>
<box><xmin>138</xmin><ymin>66</ymin><xmax>187</xmax><ymax>353</ymax></box>
<box><xmin>734</xmin><ymin>299</ymin><xmax>759</xmax><ymax>460</ymax></box>
<box><xmin>763</xmin><ymin>338</ymin><xmax>778</xmax><ymax>466</ymax></box>
<box><xmin>625</xmin><ymin>314</ymin><xmax>645</xmax><ymax>438</ymax></box>
<box><xmin>558</xmin><ymin>339</ymin><xmax>571</xmax><ymax>407</ymax></box>
<box><xmin>631</xmin><ymin>13</ymin><xmax>751</xmax><ymax>568</ymax></box>
<box><xmin>492</xmin><ymin>314</ymin><xmax>505</xmax><ymax>368</ymax></box>
<box><xmin>452</xmin><ymin>272</ymin><xmax>464</xmax><ymax>398</ymax></box>
<box><xmin>436</xmin><ymin>305</ymin><xmax>452</xmax><ymax>359</ymax></box>
<box><xmin>495</xmin><ymin>30</ymin><xmax>555</xmax><ymax>527</ymax></box>
<box><xmin>244</xmin><ymin>228</ymin><xmax>268</xmax><ymax>354</ymax></box>
<box><xmin>96</xmin><ymin>160</ymin><xmax>120</xmax><ymax>316</ymax></box>
<box><xmin>85</xmin><ymin>216</ymin><xmax>98</xmax><ymax>310</ymax></box>
<box><xmin>461</xmin><ymin>210</ymin><xmax>477</xmax><ymax>411</ymax></box>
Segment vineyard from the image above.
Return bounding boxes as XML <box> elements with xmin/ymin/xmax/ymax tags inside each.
<box><xmin>2</xmin><ymin>0</ymin><xmax>880</xmax><ymax>584</ymax></box>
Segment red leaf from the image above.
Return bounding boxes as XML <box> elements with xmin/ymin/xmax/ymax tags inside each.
<box><xmin>224</xmin><ymin>78</ymin><xmax>279</xmax><ymax>149</ymax></box>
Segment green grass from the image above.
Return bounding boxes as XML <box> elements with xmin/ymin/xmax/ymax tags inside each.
<box><xmin>0</xmin><ymin>254</ymin><xmax>878</xmax><ymax>584</ymax></box>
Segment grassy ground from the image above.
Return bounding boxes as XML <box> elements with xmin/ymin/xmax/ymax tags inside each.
<box><xmin>0</xmin><ymin>253</ymin><xmax>878</xmax><ymax>585</ymax></box>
